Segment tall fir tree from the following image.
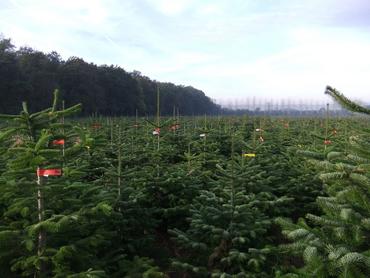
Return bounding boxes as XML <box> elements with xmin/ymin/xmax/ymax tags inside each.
<box><xmin>0</xmin><ymin>90</ymin><xmax>84</xmax><ymax>277</ymax></box>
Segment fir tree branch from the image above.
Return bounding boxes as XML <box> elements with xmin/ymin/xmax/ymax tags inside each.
<box><xmin>325</xmin><ymin>86</ymin><xmax>370</xmax><ymax>115</ymax></box>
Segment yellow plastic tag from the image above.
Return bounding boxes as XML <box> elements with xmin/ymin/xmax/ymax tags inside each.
<box><xmin>243</xmin><ymin>153</ymin><xmax>256</xmax><ymax>157</ymax></box>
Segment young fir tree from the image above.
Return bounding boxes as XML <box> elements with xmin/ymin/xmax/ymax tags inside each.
<box><xmin>99</xmin><ymin>123</ymin><xmax>166</xmax><ymax>277</ymax></box>
<box><xmin>0</xmin><ymin>90</ymin><xmax>84</xmax><ymax>277</ymax></box>
<box><xmin>277</xmin><ymin>86</ymin><xmax>370</xmax><ymax>277</ymax></box>
<box><xmin>170</xmin><ymin>134</ymin><xmax>289</xmax><ymax>277</ymax></box>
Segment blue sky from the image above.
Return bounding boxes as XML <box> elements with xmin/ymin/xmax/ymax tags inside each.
<box><xmin>1</xmin><ymin>0</ymin><xmax>370</xmax><ymax>103</ymax></box>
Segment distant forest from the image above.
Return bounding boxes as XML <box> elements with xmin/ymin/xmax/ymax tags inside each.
<box><xmin>0</xmin><ymin>37</ymin><xmax>221</xmax><ymax>116</ymax></box>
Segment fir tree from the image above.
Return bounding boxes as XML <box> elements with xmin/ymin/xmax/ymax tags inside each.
<box><xmin>0</xmin><ymin>90</ymin><xmax>82</xmax><ymax>277</ymax></box>
<box><xmin>170</xmin><ymin>134</ymin><xmax>289</xmax><ymax>277</ymax></box>
<box><xmin>277</xmin><ymin>87</ymin><xmax>370</xmax><ymax>277</ymax></box>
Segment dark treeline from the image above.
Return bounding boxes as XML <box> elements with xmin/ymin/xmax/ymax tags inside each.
<box><xmin>0</xmin><ymin>37</ymin><xmax>221</xmax><ymax>116</ymax></box>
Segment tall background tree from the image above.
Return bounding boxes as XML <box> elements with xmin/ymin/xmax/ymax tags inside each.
<box><xmin>0</xmin><ymin>37</ymin><xmax>221</xmax><ymax>116</ymax></box>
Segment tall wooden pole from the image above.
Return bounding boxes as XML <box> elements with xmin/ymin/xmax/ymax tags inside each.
<box><xmin>35</xmin><ymin>168</ymin><xmax>46</xmax><ymax>278</ymax></box>
<box><xmin>117</xmin><ymin>125</ymin><xmax>122</xmax><ymax>198</ymax></box>
<box><xmin>156</xmin><ymin>87</ymin><xmax>160</xmax><ymax>151</ymax></box>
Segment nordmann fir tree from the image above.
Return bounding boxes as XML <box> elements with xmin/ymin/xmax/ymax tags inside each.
<box><xmin>277</xmin><ymin>86</ymin><xmax>370</xmax><ymax>277</ymax></box>
<box><xmin>170</xmin><ymin>134</ymin><xmax>289</xmax><ymax>277</ymax></box>
<box><xmin>0</xmin><ymin>90</ymin><xmax>96</xmax><ymax>277</ymax></box>
<box><xmin>97</xmin><ymin>123</ymin><xmax>166</xmax><ymax>277</ymax></box>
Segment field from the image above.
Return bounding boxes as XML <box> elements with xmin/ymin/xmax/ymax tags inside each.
<box><xmin>0</xmin><ymin>93</ymin><xmax>370</xmax><ymax>277</ymax></box>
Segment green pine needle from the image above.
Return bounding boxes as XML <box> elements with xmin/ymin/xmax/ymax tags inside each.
<box><xmin>325</xmin><ymin>86</ymin><xmax>370</xmax><ymax>115</ymax></box>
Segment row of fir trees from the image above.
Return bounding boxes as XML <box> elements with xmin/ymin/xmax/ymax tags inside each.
<box><xmin>0</xmin><ymin>86</ymin><xmax>368</xmax><ymax>277</ymax></box>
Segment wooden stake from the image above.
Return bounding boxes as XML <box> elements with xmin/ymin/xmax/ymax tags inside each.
<box><xmin>117</xmin><ymin>125</ymin><xmax>122</xmax><ymax>198</ymax></box>
<box><xmin>156</xmin><ymin>87</ymin><xmax>160</xmax><ymax>128</ymax></box>
<box><xmin>36</xmin><ymin>167</ymin><xmax>46</xmax><ymax>278</ymax></box>
<box><xmin>62</xmin><ymin>100</ymin><xmax>65</xmax><ymax>158</ymax></box>
<box><xmin>325</xmin><ymin>103</ymin><xmax>329</xmax><ymax>150</ymax></box>
<box><xmin>156</xmin><ymin>87</ymin><xmax>160</xmax><ymax>151</ymax></box>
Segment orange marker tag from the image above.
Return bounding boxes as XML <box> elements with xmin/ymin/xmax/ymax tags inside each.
<box><xmin>37</xmin><ymin>168</ymin><xmax>62</xmax><ymax>177</ymax></box>
<box><xmin>52</xmin><ymin>139</ymin><xmax>65</xmax><ymax>145</ymax></box>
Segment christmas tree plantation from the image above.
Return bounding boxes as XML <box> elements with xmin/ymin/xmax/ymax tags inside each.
<box><xmin>0</xmin><ymin>87</ymin><xmax>368</xmax><ymax>277</ymax></box>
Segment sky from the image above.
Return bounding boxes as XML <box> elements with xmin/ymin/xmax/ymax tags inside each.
<box><xmin>1</xmin><ymin>0</ymin><xmax>370</xmax><ymax>104</ymax></box>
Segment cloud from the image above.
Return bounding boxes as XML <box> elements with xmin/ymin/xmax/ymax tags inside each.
<box><xmin>144</xmin><ymin>0</ymin><xmax>195</xmax><ymax>16</ymax></box>
<box><xmin>1</xmin><ymin>0</ymin><xmax>370</xmax><ymax>102</ymax></box>
<box><xmin>184</xmin><ymin>27</ymin><xmax>370</xmax><ymax>100</ymax></box>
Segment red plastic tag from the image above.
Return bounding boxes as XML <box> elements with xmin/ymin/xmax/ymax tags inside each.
<box><xmin>37</xmin><ymin>169</ymin><xmax>62</xmax><ymax>177</ymax></box>
<box><xmin>91</xmin><ymin>123</ymin><xmax>102</xmax><ymax>129</ymax></box>
<box><xmin>52</xmin><ymin>139</ymin><xmax>65</xmax><ymax>145</ymax></box>
<box><xmin>169</xmin><ymin>124</ymin><xmax>180</xmax><ymax>131</ymax></box>
<box><xmin>153</xmin><ymin>127</ymin><xmax>161</xmax><ymax>135</ymax></box>
<box><xmin>324</xmin><ymin>140</ymin><xmax>332</xmax><ymax>145</ymax></box>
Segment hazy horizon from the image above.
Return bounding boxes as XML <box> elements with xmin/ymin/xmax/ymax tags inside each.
<box><xmin>1</xmin><ymin>0</ymin><xmax>370</xmax><ymax>103</ymax></box>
